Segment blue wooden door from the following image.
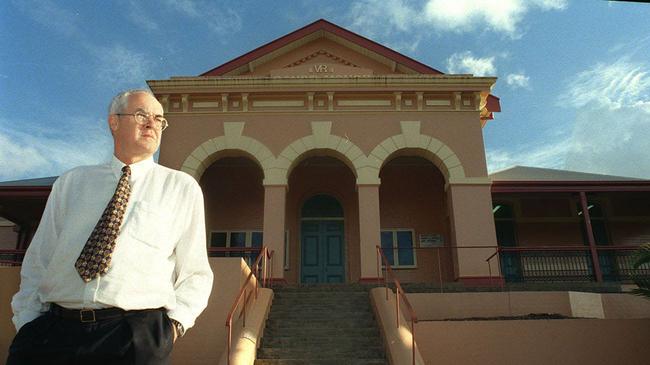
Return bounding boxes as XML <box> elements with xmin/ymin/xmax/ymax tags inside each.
<box><xmin>301</xmin><ymin>220</ymin><xmax>345</xmax><ymax>283</ymax></box>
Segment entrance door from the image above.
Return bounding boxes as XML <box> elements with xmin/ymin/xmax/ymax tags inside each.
<box><xmin>300</xmin><ymin>195</ymin><xmax>345</xmax><ymax>283</ymax></box>
<box><xmin>301</xmin><ymin>220</ymin><xmax>344</xmax><ymax>283</ymax></box>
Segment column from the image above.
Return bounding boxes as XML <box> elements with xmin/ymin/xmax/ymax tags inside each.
<box><xmin>358</xmin><ymin>184</ymin><xmax>381</xmax><ymax>282</ymax></box>
<box><xmin>580</xmin><ymin>191</ymin><xmax>603</xmax><ymax>282</ymax></box>
<box><xmin>263</xmin><ymin>185</ymin><xmax>287</xmax><ymax>282</ymax></box>
<box><xmin>447</xmin><ymin>182</ymin><xmax>500</xmax><ymax>286</ymax></box>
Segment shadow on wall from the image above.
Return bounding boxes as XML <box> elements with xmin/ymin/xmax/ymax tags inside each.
<box><xmin>0</xmin><ymin>258</ymin><xmax>251</xmax><ymax>365</ymax></box>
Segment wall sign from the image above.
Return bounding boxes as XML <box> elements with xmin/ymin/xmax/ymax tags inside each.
<box><xmin>420</xmin><ymin>234</ymin><xmax>444</xmax><ymax>247</ymax></box>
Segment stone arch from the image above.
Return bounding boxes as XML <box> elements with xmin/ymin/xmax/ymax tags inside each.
<box><xmin>179</xmin><ymin>122</ymin><xmax>275</xmax><ymax>183</ymax></box>
<box><xmin>368</xmin><ymin>121</ymin><xmax>466</xmax><ymax>182</ymax></box>
<box><xmin>272</xmin><ymin>121</ymin><xmax>376</xmax><ymax>185</ymax></box>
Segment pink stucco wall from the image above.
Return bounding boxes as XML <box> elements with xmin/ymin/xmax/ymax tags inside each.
<box><xmin>200</xmin><ymin>157</ymin><xmax>265</xmax><ymax>234</ymax></box>
<box><xmin>159</xmin><ymin>110</ymin><xmax>487</xmax><ymax>178</ymax></box>
<box><xmin>379</xmin><ymin>156</ymin><xmax>453</xmax><ymax>282</ymax></box>
<box><xmin>0</xmin><ymin>258</ymin><xmax>255</xmax><ymax>364</ymax></box>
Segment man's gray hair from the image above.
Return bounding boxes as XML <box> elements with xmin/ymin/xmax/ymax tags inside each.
<box><xmin>108</xmin><ymin>89</ymin><xmax>155</xmax><ymax>115</ymax></box>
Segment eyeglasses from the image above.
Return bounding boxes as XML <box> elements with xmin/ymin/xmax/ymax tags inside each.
<box><xmin>115</xmin><ymin>111</ymin><xmax>169</xmax><ymax>131</ymax></box>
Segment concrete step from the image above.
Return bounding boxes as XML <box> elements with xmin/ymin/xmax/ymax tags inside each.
<box><xmin>267</xmin><ymin>309</ymin><xmax>373</xmax><ymax>319</ymax></box>
<box><xmin>271</xmin><ymin>284</ymin><xmax>379</xmax><ymax>292</ymax></box>
<box><xmin>260</xmin><ymin>335</ymin><xmax>381</xmax><ymax>347</ymax></box>
<box><xmin>258</xmin><ymin>285</ymin><xmax>386</xmax><ymax>364</ymax></box>
<box><xmin>259</xmin><ymin>342</ymin><xmax>384</xmax><ymax>352</ymax></box>
<box><xmin>257</xmin><ymin>346</ymin><xmax>384</xmax><ymax>359</ymax></box>
<box><xmin>270</xmin><ymin>301</ymin><xmax>370</xmax><ymax>309</ymax></box>
<box><xmin>272</xmin><ymin>292</ymin><xmax>369</xmax><ymax>300</ymax></box>
<box><xmin>263</xmin><ymin>326</ymin><xmax>381</xmax><ymax>338</ymax></box>
<box><xmin>265</xmin><ymin>317</ymin><xmax>377</xmax><ymax>329</ymax></box>
<box><xmin>255</xmin><ymin>358</ymin><xmax>387</xmax><ymax>365</ymax></box>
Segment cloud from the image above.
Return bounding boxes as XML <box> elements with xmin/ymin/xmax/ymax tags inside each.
<box><xmin>162</xmin><ymin>0</ymin><xmax>242</xmax><ymax>35</ymax></box>
<box><xmin>563</xmin><ymin>107</ymin><xmax>650</xmax><ymax>179</ymax></box>
<box><xmin>125</xmin><ymin>1</ymin><xmax>160</xmax><ymax>31</ymax></box>
<box><xmin>561</xmin><ymin>58</ymin><xmax>650</xmax><ymax>111</ymax></box>
<box><xmin>559</xmin><ymin>55</ymin><xmax>650</xmax><ymax>178</ymax></box>
<box><xmin>347</xmin><ymin>0</ymin><xmax>567</xmax><ymax>40</ymax></box>
<box><xmin>0</xmin><ymin>117</ymin><xmax>114</xmax><ymax>181</ymax></box>
<box><xmin>489</xmin><ymin>52</ymin><xmax>650</xmax><ymax>179</ymax></box>
<box><xmin>88</xmin><ymin>44</ymin><xmax>155</xmax><ymax>89</ymax></box>
<box><xmin>447</xmin><ymin>51</ymin><xmax>496</xmax><ymax>76</ymax></box>
<box><xmin>386</xmin><ymin>37</ymin><xmax>422</xmax><ymax>55</ymax></box>
<box><xmin>11</xmin><ymin>0</ymin><xmax>80</xmax><ymax>37</ymax></box>
<box><xmin>506</xmin><ymin>73</ymin><xmax>530</xmax><ymax>89</ymax></box>
<box><xmin>486</xmin><ymin>137</ymin><xmax>571</xmax><ymax>174</ymax></box>
<box><xmin>0</xmin><ymin>133</ymin><xmax>49</xmax><ymax>180</ymax></box>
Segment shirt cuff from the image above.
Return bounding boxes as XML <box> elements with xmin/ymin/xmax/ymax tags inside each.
<box><xmin>166</xmin><ymin>309</ymin><xmax>193</xmax><ymax>333</ymax></box>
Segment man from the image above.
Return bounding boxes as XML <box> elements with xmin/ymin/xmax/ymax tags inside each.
<box><xmin>7</xmin><ymin>89</ymin><xmax>213</xmax><ymax>365</ymax></box>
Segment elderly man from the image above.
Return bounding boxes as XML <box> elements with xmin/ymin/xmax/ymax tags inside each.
<box><xmin>7</xmin><ymin>89</ymin><xmax>213</xmax><ymax>365</ymax></box>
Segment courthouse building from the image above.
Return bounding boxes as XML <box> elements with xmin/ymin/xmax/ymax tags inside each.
<box><xmin>1</xmin><ymin>19</ymin><xmax>649</xmax><ymax>286</ymax></box>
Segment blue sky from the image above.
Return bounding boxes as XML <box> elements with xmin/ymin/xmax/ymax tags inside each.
<box><xmin>1</xmin><ymin>0</ymin><xmax>649</xmax><ymax>181</ymax></box>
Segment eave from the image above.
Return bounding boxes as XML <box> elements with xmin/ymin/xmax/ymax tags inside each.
<box><xmin>491</xmin><ymin>180</ymin><xmax>650</xmax><ymax>193</ymax></box>
<box><xmin>148</xmin><ymin>75</ymin><xmax>497</xmax><ymax>94</ymax></box>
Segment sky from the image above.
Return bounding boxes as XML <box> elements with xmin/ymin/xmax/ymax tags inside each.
<box><xmin>1</xmin><ymin>0</ymin><xmax>650</xmax><ymax>181</ymax></box>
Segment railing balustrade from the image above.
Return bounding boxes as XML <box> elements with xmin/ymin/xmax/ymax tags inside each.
<box><xmin>493</xmin><ymin>246</ymin><xmax>650</xmax><ymax>283</ymax></box>
<box><xmin>376</xmin><ymin>246</ymin><xmax>418</xmax><ymax>365</ymax></box>
<box><xmin>225</xmin><ymin>246</ymin><xmax>274</xmax><ymax>365</ymax></box>
<box><xmin>0</xmin><ymin>249</ymin><xmax>25</xmax><ymax>266</ymax></box>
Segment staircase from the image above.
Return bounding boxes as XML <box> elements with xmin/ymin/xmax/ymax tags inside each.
<box><xmin>255</xmin><ymin>284</ymin><xmax>387</xmax><ymax>365</ymax></box>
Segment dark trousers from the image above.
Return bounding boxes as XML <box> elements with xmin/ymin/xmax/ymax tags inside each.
<box><xmin>6</xmin><ymin>308</ymin><xmax>174</xmax><ymax>365</ymax></box>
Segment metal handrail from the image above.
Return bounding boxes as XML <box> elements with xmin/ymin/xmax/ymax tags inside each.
<box><xmin>225</xmin><ymin>246</ymin><xmax>274</xmax><ymax>365</ymax></box>
<box><xmin>485</xmin><ymin>244</ymin><xmax>650</xmax><ymax>284</ymax></box>
<box><xmin>0</xmin><ymin>249</ymin><xmax>26</xmax><ymax>266</ymax></box>
<box><xmin>376</xmin><ymin>246</ymin><xmax>418</xmax><ymax>365</ymax></box>
<box><xmin>485</xmin><ymin>247</ymin><xmax>502</xmax><ymax>288</ymax></box>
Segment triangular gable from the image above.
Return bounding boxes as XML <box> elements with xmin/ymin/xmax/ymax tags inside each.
<box><xmin>201</xmin><ymin>19</ymin><xmax>443</xmax><ymax>77</ymax></box>
<box><xmin>200</xmin><ymin>18</ymin><xmax>500</xmax><ymax>117</ymax></box>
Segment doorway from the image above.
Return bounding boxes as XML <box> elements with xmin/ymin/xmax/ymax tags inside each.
<box><xmin>300</xmin><ymin>195</ymin><xmax>345</xmax><ymax>283</ymax></box>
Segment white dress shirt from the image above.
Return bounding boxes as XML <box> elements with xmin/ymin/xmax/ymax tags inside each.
<box><xmin>11</xmin><ymin>156</ymin><xmax>213</xmax><ymax>331</ymax></box>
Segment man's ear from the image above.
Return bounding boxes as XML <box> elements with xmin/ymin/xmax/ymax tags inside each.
<box><xmin>108</xmin><ymin>115</ymin><xmax>119</xmax><ymax>132</ymax></box>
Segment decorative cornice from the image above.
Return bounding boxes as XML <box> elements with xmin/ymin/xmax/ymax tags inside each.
<box><xmin>285</xmin><ymin>49</ymin><xmax>358</xmax><ymax>68</ymax></box>
<box><xmin>148</xmin><ymin>75</ymin><xmax>497</xmax><ymax>92</ymax></box>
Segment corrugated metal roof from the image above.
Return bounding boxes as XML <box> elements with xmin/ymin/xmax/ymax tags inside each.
<box><xmin>0</xmin><ymin>176</ymin><xmax>58</xmax><ymax>187</ymax></box>
<box><xmin>489</xmin><ymin>166</ymin><xmax>642</xmax><ymax>182</ymax></box>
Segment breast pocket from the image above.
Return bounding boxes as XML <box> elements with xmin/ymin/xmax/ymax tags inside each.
<box><xmin>126</xmin><ymin>201</ymin><xmax>175</xmax><ymax>254</ymax></box>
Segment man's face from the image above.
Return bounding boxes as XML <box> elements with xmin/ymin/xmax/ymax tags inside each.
<box><xmin>110</xmin><ymin>92</ymin><xmax>164</xmax><ymax>160</ymax></box>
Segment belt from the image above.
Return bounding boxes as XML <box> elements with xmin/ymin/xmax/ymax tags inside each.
<box><xmin>49</xmin><ymin>303</ymin><xmax>157</xmax><ymax>323</ymax></box>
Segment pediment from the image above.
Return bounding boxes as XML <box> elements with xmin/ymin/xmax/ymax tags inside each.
<box><xmin>269</xmin><ymin>49</ymin><xmax>374</xmax><ymax>77</ymax></box>
<box><xmin>238</xmin><ymin>37</ymin><xmax>400</xmax><ymax>77</ymax></box>
<box><xmin>201</xmin><ymin>19</ymin><xmax>443</xmax><ymax>77</ymax></box>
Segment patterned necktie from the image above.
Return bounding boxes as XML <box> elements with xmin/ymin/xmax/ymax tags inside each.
<box><xmin>75</xmin><ymin>165</ymin><xmax>131</xmax><ymax>282</ymax></box>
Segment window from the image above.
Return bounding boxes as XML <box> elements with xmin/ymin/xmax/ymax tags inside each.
<box><xmin>210</xmin><ymin>231</ymin><xmax>263</xmax><ymax>265</ymax></box>
<box><xmin>210</xmin><ymin>230</ymin><xmax>291</xmax><ymax>271</ymax></box>
<box><xmin>380</xmin><ymin>229</ymin><xmax>416</xmax><ymax>268</ymax></box>
<box><xmin>493</xmin><ymin>202</ymin><xmax>517</xmax><ymax>247</ymax></box>
<box><xmin>210</xmin><ymin>231</ymin><xmax>263</xmax><ymax>248</ymax></box>
<box><xmin>577</xmin><ymin>201</ymin><xmax>610</xmax><ymax>245</ymax></box>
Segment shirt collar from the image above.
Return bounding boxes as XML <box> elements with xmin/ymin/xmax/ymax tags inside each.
<box><xmin>110</xmin><ymin>155</ymin><xmax>155</xmax><ymax>181</ymax></box>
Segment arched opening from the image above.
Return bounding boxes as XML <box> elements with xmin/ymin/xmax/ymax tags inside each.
<box><xmin>379</xmin><ymin>155</ymin><xmax>452</xmax><ymax>283</ymax></box>
<box><xmin>286</xmin><ymin>155</ymin><xmax>357</xmax><ymax>284</ymax></box>
<box><xmin>200</xmin><ymin>155</ymin><xmax>264</xmax><ymax>264</ymax></box>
